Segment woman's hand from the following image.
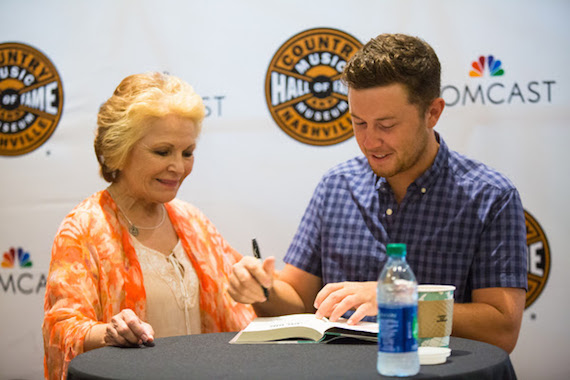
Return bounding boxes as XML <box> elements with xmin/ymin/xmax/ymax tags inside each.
<box><xmin>228</xmin><ymin>256</ymin><xmax>275</xmax><ymax>304</ymax></box>
<box><xmin>104</xmin><ymin>308</ymin><xmax>155</xmax><ymax>347</ymax></box>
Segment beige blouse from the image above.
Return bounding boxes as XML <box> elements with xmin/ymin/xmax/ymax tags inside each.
<box><xmin>132</xmin><ymin>238</ymin><xmax>201</xmax><ymax>337</ymax></box>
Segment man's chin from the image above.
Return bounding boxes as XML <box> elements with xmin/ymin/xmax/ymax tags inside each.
<box><xmin>366</xmin><ymin>160</ymin><xmax>392</xmax><ymax>179</ymax></box>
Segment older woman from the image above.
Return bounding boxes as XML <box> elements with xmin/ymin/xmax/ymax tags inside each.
<box><xmin>42</xmin><ymin>72</ymin><xmax>256</xmax><ymax>379</ymax></box>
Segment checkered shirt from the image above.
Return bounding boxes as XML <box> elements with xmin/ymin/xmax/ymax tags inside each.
<box><xmin>284</xmin><ymin>136</ymin><xmax>528</xmax><ymax>307</ymax></box>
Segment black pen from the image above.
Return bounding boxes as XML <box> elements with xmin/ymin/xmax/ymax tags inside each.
<box><xmin>252</xmin><ymin>238</ymin><xmax>270</xmax><ymax>298</ymax></box>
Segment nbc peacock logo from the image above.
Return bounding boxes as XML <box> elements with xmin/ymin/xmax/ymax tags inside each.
<box><xmin>2</xmin><ymin>246</ymin><xmax>32</xmax><ymax>268</ymax></box>
<box><xmin>469</xmin><ymin>55</ymin><xmax>505</xmax><ymax>77</ymax></box>
<box><xmin>1</xmin><ymin>246</ymin><xmax>46</xmax><ymax>294</ymax></box>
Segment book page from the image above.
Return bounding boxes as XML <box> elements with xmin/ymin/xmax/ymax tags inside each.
<box><xmin>230</xmin><ymin>314</ymin><xmax>379</xmax><ymax>344</ymax></box>
<box><xmin>326</xmin><ymin>318</ymin><xmax>379</xmax><ymax>334</ymax></box>
<box><xmin>242</xmin><ymin>314</ymin><xmax>378</xmax><ymax>335</ymax></box>
<box><xmin>242</xmin><ymin>314</ymin><xmax>331</xmax><ymax>335</ymax></box>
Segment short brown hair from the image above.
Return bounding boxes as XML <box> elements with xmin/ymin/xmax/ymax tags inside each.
<box><xmin>343</xmin><ymin>33</ymin><xmax>441</xmax><ymax>113</ymax></box>
<box><xmin>94</xmin><ymin>72</ymin><xmax>205</xmax><ymax>182</ymax></box>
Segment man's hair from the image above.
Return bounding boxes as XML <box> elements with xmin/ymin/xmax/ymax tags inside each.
<box><xmin>94</xmin><ymin>72</ymin><xmax>205</xmax><ymax>182</ymax></box>
<box><xmin>343</xmin><ymin>33</ymin><xmax>441</xmax><ymax>113</ymax></box>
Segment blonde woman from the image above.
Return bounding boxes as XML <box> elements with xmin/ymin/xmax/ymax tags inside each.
<box><xmin>43</xmin><ymin>72</ymin><xmax>255</xmax><ymax>379</ymax></box>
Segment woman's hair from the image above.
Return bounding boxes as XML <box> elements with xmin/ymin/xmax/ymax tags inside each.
<box><xmin>342</xmin><ymin>33</ymin><xmax>441</xmax><ymax>114</ymax></box>
<box><xmin>94</xmin><ymin>72</ymin><xmax>205</xmax><ymax>182</ymax></box>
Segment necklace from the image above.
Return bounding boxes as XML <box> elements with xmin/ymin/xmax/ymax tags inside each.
<box><xmin>115</xmin><ymin>202</ymin><xmax>166</xmax><ymax>237</ymax></box>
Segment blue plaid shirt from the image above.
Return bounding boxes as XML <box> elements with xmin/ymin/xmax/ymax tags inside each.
<box><xmin>284</xmin><ymin>136</ymin><xmax>527</xmax><ymax>306</ymax></box>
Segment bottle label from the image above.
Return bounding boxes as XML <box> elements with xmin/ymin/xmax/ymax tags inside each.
<box><xmin>378</xmin><ymin>304</ymin><xmax>418</xmax><ymax>353</ymax></box>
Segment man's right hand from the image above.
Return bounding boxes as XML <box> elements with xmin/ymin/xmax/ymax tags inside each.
<box><xmin>229</xmin><ymin>256</ymin><xmax>275</xmax><ymax>304</ymax></box>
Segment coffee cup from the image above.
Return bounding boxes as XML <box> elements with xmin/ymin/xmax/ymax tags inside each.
<box><xmin>417</xmin><ymin>285</ymin><xmax>455</xmax><ymax>347</ymax></box>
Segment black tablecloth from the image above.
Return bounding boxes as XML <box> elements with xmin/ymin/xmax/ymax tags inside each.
<box><xmin>67</xmin><ymin>333</ymin><xmax>516</xmax><ymax>379</ymax></box>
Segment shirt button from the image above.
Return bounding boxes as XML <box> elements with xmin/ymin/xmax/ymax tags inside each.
<box><xmin>421</xmin><ymin>187</ymin><xmax>427</xmax><ymax>194</ymax></box>
<box><xmin>386</xmin><ymin>208</ymin><xmax>393</xmax><ymax>216</ymax></box>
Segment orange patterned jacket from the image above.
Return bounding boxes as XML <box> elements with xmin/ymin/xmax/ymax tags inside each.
<box><xmin>43</xmin><ymin>190</ymin><xmax>256</xmax><ymax>379</ymax></box>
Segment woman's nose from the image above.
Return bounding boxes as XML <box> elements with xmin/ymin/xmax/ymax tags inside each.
<box><xmin>168</xmin><ymin>155</ymin><xmax>185</xmax><ymax>173</ymax></box>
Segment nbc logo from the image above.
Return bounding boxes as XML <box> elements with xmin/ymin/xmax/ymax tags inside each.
<box><xmin>2</xmin><ymin>247</ymin><xmax>33</xmax><ymax>268</ymax></box>
<box><xmin>0</xmin><ymin>246</ymin><xmax>45</xmax><ymax>294</ymax></box>
<box><xmin>442</xmin><ymin>53</ymin><xmax>555</xmax><ymax>106</ymax></box>
<box><xmin>469</xmin><ymin>55</ymin><xmax>504</xmax><ymax>77</ymax></box>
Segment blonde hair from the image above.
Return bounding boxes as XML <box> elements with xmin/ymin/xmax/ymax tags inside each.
<box><xmin>94</xmin><ymin>72</ymin><xmax>205</xmax><ymax>182</ymax></box>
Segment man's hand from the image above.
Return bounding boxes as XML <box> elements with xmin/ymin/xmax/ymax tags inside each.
<box><xmin>228</xmin><ymin>256</ymin><xmax>275</xmax><ymax>304</ymax></box>
<box><xmin>105</xmin><ymin>308</ymin><xmax>155</xmax><ymax>347</ymax></box>
<box><xmin>313</xmin><ymin>281</ymin><xmax>377</xmax><ymax>324</ymax></box>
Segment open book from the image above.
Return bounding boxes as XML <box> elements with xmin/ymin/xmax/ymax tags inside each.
<box><xmin>229</xmin><ymin>313</ymin><xmax>378</xmax><ymax>344</ymax></box>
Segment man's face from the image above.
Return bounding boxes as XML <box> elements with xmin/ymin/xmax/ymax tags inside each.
<box><xmin>349</xmin><ymin>83</ymin><xmax>433</xmax><ymax>183</ymax></box>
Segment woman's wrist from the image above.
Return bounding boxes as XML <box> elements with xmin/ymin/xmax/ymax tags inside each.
<box><xmin>84</xmin><ymin>323</ymin><xmax>108</xmax><ymax>352</ymax></box>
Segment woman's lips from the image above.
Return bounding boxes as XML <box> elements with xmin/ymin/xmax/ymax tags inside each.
<box><xmin>157</xmin><ymin>179</ymin><xmax>179</xmax><ymax>187</ymax></box>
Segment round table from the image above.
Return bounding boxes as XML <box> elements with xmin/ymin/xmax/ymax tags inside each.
<box><xmin>67</xmin><ymin>333</ymin><xmax>516</xmax><ymax>379</ymax></box>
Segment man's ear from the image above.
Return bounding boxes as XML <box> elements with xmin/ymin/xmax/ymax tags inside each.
<box><xmin>426</xmin><ymin>97</ymin><xmax>445</xmax><ymax>129</ymax></box>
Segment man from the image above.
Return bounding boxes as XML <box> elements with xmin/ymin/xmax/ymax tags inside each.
<box><xmin>229</xmin><ymin>33</ymin><xmax>527</xmax><ymax>353</ymax></box>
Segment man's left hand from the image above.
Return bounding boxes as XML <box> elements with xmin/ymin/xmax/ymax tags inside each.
<box><xmin>313</xmin><ymin>281</ymin><xmax>377</xmax><ymax>324</ymax></box>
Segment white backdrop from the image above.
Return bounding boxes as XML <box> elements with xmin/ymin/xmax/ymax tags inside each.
<box><xmin>1</xmin><ymin>1</ymin><xmax>569</xmax><ymax>379</ymax></box>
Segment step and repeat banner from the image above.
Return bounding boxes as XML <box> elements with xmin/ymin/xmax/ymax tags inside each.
<box><xmin>1</xmin><ymin>1</ymin><xmax>568</xmax><ymax>379</ymax></box>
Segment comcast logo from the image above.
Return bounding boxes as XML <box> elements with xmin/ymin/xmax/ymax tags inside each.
<box><xmin>443</xmin><ymin>52</ymin><xmax>555</xmax><ymax>106</ymax></box>
<box><xmin>469</xmin><ymin>55</ymin><xmax>505</xmax><ymax>77</ymax></box>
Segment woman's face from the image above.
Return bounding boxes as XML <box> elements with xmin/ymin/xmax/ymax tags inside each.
<box><xmin>118</xmin><ymin>114</ymin><xmax>197</xmax><ymax>204</ymax></box>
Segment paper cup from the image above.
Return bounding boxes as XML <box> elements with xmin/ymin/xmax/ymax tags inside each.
<box><xmin>417</xmin><ymin>285</ymin><xmax>455</xmax><ymax>347</ymax></box>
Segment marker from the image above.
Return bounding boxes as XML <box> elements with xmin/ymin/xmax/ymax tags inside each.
<box><xmin>252</xmin><ymin>238</ymin><xmax>270</xmax><ymax>299</ymax></box>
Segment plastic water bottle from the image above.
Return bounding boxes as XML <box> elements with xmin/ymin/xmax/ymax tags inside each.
<box><xmin>377</xmin><ymin>243</ymin><xmax>420</xmax><ymax>377</ymax></box>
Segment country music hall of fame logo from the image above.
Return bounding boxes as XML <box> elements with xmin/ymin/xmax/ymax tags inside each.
<box><xmin>0</xmin><ymin>42</ymin><xmax>64</xmax><ymax>156</ymax></box>
<box><xmin>524</xmin><ymin>210</ymin><xmax>550</xmax><ymax>309</ymax></box>
<box><xmin>265</xmin><ymin>28</ymin><xmax>362</xmax><ymax>146</ymax></box>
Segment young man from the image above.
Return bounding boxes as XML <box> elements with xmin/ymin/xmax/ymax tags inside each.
<box><xmin>229</xmin><ymin>33</ymin><xmax>527</xmax><ymax>353</ymax></box>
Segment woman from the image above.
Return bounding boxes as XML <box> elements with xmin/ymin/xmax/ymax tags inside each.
<box><xmin>42</xmin><ymin>72</ymin><xmax>256</xmax><ymax>379</ymax></box>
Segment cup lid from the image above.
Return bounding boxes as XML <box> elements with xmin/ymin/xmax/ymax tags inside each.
<box><xmin>419</xmin><ymin>347</ymin><xmax>451</xmax><ymax>365</ymax></box>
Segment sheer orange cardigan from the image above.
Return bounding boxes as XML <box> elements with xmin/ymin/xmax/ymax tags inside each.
<box><xmin>43</xmin><ymin>190</ymin><xmax>256</xmax><ymax>379</ymax></box>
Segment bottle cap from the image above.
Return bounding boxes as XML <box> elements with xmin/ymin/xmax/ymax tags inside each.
<box><xmin>386</xmin><ymin>243</ymin><xmax>406</xmax><ymax>257</ymax></box>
